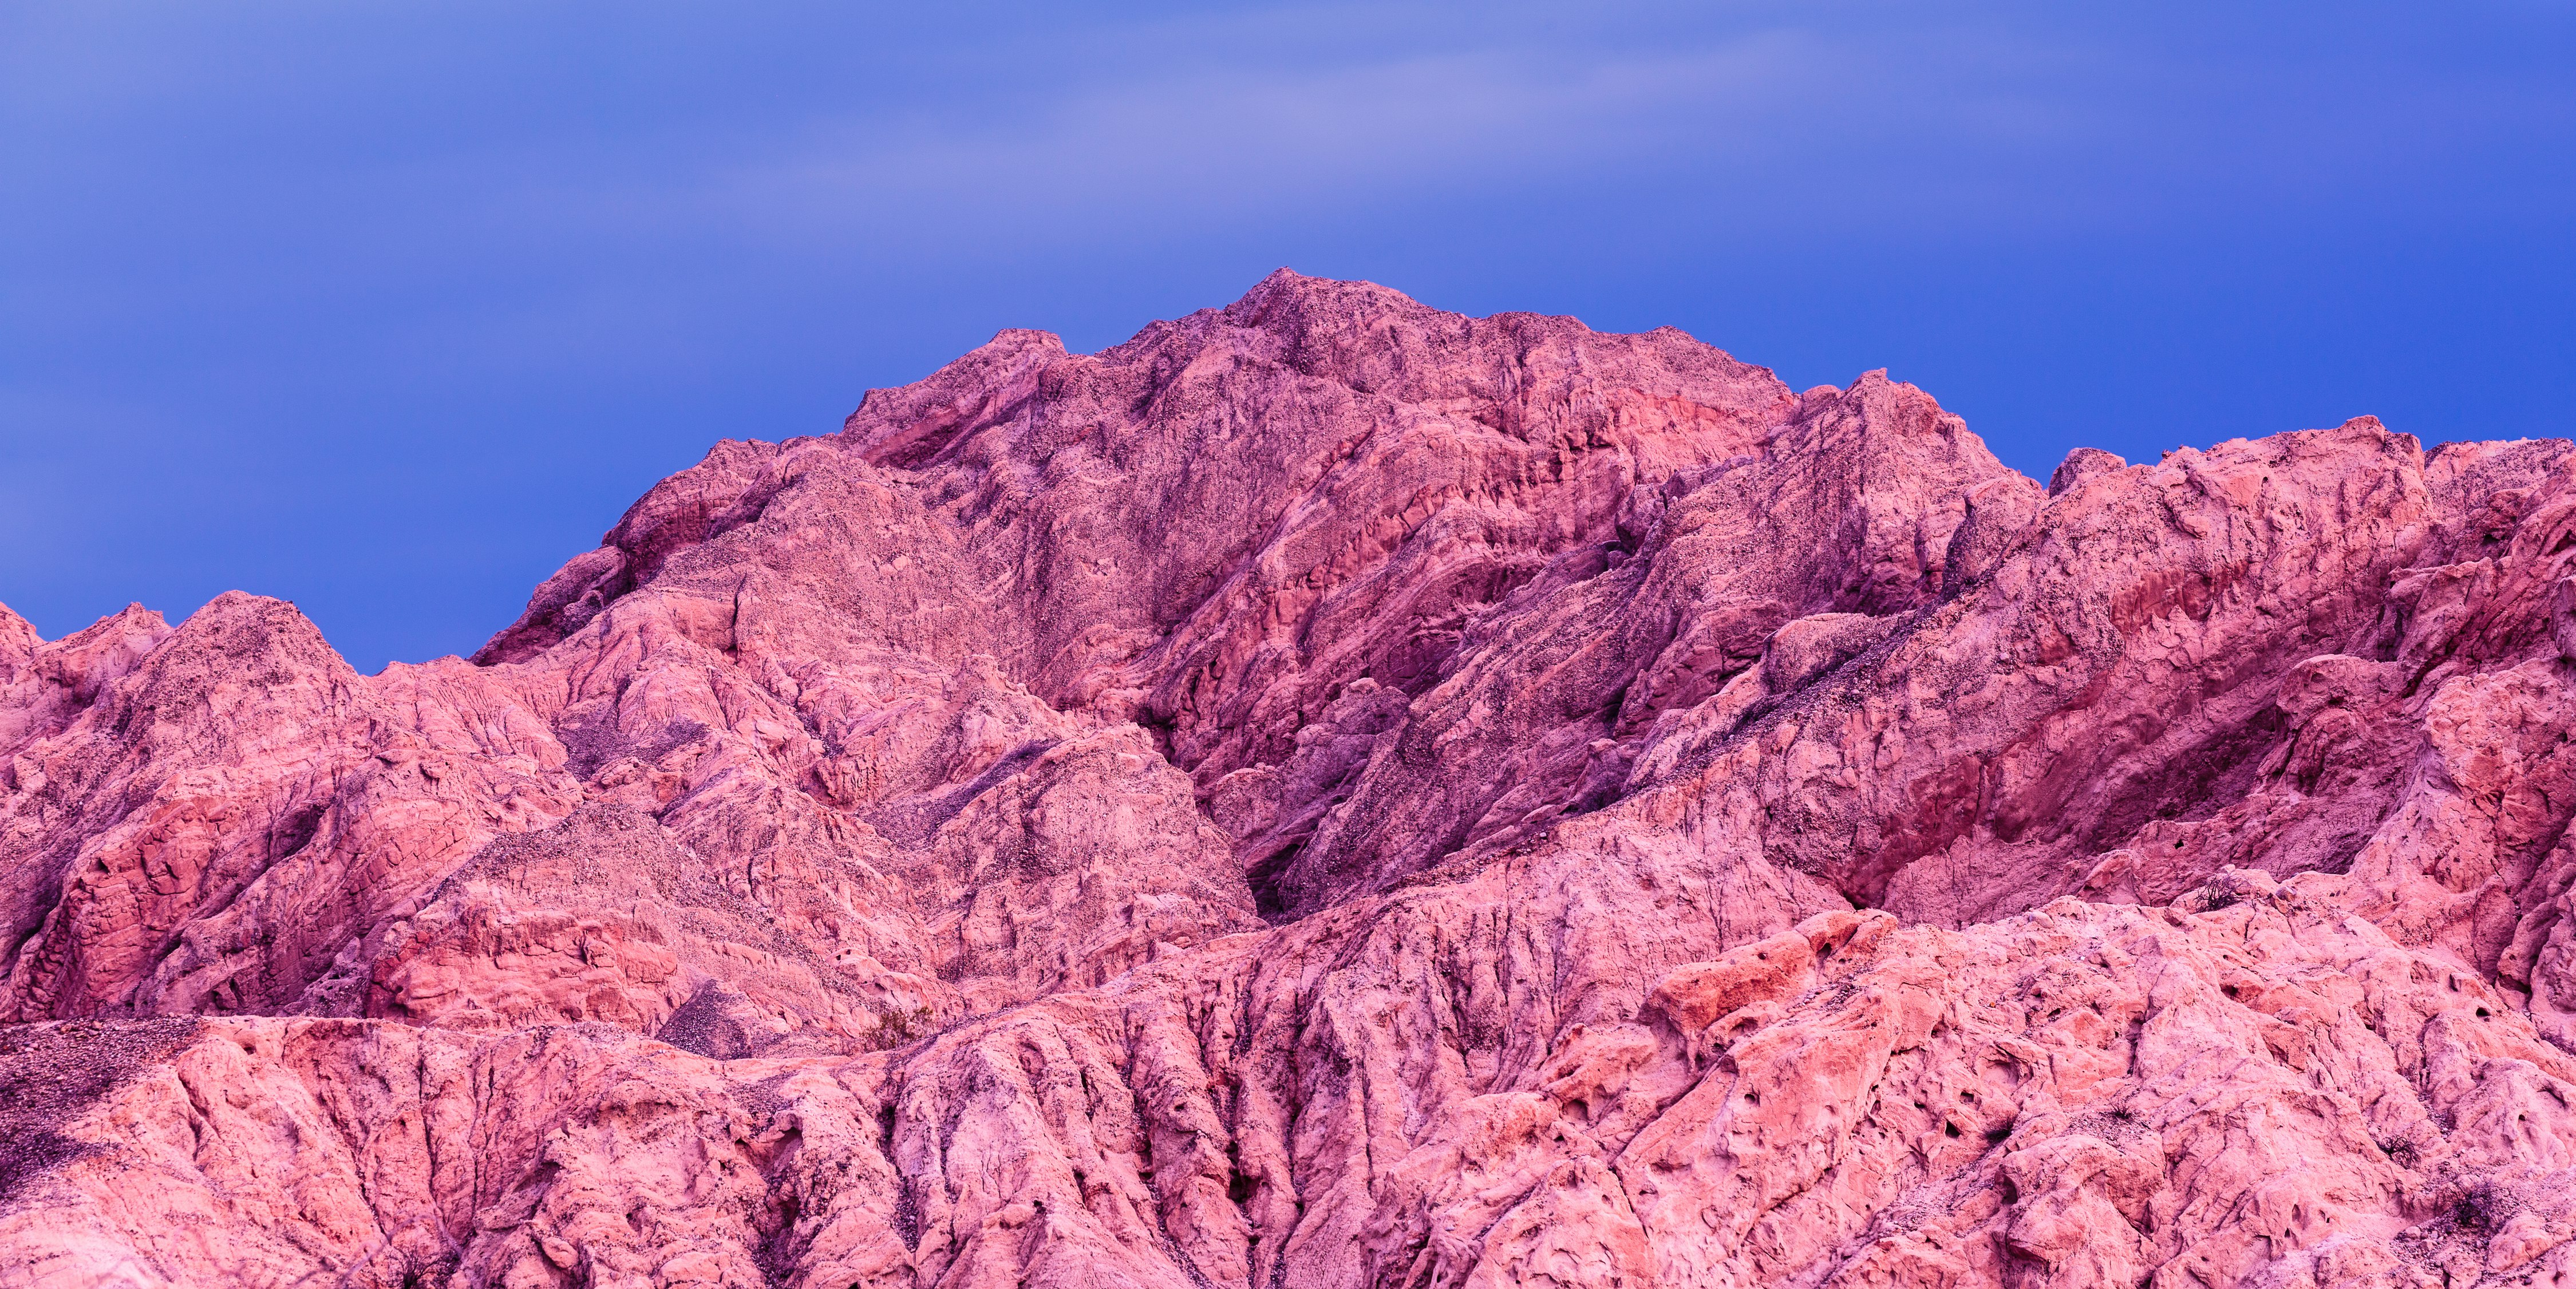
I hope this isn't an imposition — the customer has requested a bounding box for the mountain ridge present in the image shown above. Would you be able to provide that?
[5,271,2576,1288]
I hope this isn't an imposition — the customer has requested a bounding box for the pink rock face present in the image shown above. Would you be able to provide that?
[6,270,2576,1287]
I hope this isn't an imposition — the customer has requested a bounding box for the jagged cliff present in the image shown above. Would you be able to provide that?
[6,272,2576,1288]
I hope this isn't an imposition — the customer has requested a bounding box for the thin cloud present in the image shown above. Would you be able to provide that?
[585,26,2083,258]
[704,38,1822,242]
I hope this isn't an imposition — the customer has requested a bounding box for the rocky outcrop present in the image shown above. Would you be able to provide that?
[6,271,2576,1287]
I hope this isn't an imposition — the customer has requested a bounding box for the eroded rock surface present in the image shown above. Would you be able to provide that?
[7,271,2576,1287]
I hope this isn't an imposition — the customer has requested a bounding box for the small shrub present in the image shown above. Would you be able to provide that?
[864,1006,934,1051]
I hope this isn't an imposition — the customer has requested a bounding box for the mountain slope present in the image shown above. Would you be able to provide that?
[5,272,2576,1288]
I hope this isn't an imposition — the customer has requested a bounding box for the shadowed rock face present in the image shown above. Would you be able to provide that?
[7,271,2576,1287]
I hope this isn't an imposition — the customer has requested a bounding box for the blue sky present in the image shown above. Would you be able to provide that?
[5,2,2572,671]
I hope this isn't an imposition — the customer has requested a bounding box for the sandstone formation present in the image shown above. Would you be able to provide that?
[7,271,2576,1287]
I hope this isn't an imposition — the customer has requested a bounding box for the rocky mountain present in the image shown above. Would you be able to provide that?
[6,271,2576,1288]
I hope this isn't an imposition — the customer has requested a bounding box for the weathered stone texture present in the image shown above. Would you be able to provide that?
[6,272,2576,1287]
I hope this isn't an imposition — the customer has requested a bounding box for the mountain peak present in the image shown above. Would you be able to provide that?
[5,278,2561,1289]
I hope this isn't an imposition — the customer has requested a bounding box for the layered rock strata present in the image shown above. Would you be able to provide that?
[6,271,2576,1287]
